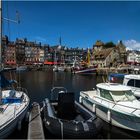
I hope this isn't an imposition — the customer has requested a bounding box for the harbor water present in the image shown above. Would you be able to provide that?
[6,70,140,139]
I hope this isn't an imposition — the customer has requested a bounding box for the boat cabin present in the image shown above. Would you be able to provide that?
[123,75,140,88]
[96,83,136,102]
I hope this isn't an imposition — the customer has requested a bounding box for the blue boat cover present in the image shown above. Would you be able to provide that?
[2,98,22,104]
[0,72,17,88]
[108,73,126,81]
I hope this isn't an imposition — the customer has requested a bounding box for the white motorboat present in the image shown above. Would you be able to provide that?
[0,70,30,138]
[53,65,58,72]
[79,82,140,132]
[58,66,67,72]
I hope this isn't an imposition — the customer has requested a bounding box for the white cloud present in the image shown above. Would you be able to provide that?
[35,36,46,43]
[123,39,140,51]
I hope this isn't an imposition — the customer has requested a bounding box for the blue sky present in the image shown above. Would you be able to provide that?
[2,1,140,49]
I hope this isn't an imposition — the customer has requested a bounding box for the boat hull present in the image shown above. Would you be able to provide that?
[0,92,30,139]
[73,67,96,74]
[0,104,29,138]
[80,96,140,132]
[43,99,102,138]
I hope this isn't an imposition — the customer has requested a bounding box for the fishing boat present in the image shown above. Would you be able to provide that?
[79,83,140,132]
[53,50,58,72]
[72,49,97,74]
[43,87,103,138]
[0,69,30,138]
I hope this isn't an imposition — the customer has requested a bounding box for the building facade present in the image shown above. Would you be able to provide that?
[15,38,26,64]
[127,51,140,65]
[4,42,16,65]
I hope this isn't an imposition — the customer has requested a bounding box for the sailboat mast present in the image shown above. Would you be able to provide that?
[0,1,2,70]
[0,0,2,104]
[1,3,20,104]
[87,49,90,66]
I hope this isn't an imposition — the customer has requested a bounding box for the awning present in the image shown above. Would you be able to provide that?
[44,61,60,65]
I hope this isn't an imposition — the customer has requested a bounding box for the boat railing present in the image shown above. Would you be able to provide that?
[0,104,19,128]
[93,95,140,114]
[51,87,67,100]
[81,91,140,115]
[16,87,28,95]
[0,89,28,128]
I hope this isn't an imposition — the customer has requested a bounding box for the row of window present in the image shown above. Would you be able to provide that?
[127,79,140,88]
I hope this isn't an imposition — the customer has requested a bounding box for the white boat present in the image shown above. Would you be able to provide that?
[1,9,30,138]
[16,65,28,71]
[57,65,67,72]
[123,74,140,98]
[53,65,58,72]
[79,83,140,132]
[109,73,140,98]
[0,70,30,138]
[53,50,58,72]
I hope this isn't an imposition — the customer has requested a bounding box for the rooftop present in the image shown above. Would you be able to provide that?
[97,83,131,91]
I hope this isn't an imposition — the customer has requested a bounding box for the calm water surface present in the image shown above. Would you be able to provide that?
[7,70,140,139]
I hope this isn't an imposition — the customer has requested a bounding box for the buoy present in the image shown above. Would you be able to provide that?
[107,110,111,122]
[17,120,22,131]
[92,104,96,113]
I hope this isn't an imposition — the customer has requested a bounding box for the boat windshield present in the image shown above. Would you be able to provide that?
[110,90,136,102]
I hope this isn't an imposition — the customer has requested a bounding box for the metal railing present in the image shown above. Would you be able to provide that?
[16,87,28,95]
[81,91,140,115]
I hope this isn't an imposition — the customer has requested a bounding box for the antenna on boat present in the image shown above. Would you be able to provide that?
[2,10,20,24]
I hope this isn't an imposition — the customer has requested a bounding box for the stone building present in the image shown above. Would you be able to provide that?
[93,47,119,67]
[15,38,26,64]
[4,42,16,65]
[93,40,121,67]
[127,51,140,65]
[116,40,127,64]
[24,41,35,65]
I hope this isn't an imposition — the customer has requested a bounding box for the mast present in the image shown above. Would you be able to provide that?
[0,0,2,104]
[0,2,20,104]
[87,48,90,67]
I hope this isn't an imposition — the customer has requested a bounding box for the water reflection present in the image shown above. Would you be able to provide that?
[6,70,140,139]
